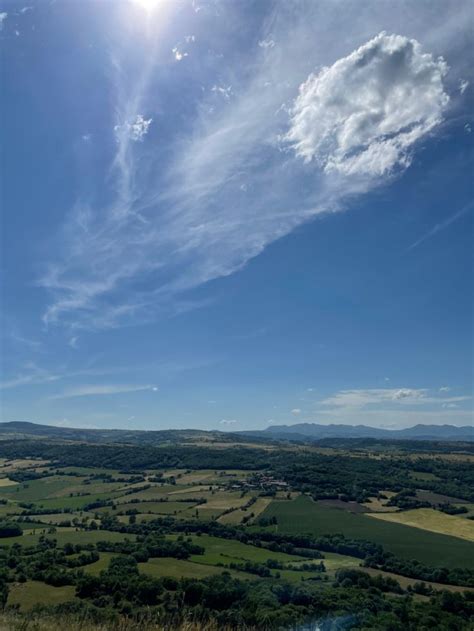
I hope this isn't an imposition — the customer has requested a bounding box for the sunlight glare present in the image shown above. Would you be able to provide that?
[132,0,162,14]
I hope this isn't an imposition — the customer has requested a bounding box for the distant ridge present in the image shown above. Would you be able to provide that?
[253,422,473,442]
[0,420,472,444]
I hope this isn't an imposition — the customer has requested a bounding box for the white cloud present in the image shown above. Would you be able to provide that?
[0,12,7,29]
[258,38,275,49]
[291,408,302,415]
[285,32,449,177]
[211,84,233,100]
[320,388,470,408]
[172,47,188,61]
[115,115,152,142]
[68,336,79,349]
[50,384,155,399]
[219,419,237,425]
[439,386,451,392]
[185,35,195,44]
[459,79,469,94]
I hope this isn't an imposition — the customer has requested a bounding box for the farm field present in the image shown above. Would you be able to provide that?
[260,496,474,569]
[367,508,474,542]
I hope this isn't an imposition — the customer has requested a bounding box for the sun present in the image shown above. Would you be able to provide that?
[132,0,162,13]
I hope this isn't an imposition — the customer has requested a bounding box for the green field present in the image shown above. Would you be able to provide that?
[0,529,135,547]
[168,534,306,566]
[7,581,76,611]
[0,476,82,501]
[260,496,474,569]
[138,557,255,581]
[114,500,195,515]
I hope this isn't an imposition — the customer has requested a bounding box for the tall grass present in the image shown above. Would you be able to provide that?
[0,613,257,631]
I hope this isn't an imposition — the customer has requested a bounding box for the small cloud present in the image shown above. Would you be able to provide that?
[291,408,302,415]
[306,388,315,392]
[68,336,79,349]
[208,400,216,404]
[465,123,472,134]
[172,47,188,61]
[439,386,451,393]
[0,12,8,29]
[81,134,92,142]
[258,38,275,49]
[184,35,195,43]
[15,30,20,37]
[128,415,136,421]
[20,7,33,14]
[391,388,423,400]
[114,114,152,142]
[211,84,233,100]
[219,419,237,425]
[384,377,390,382]
[460,79,469,95]
[442,403,458,409]
[152,386,159,392]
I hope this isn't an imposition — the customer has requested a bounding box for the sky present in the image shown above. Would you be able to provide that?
[0,0,473,432]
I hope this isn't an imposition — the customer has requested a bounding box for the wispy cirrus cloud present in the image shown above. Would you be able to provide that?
[49,383,158,400]
[0,362,59,390]
[408,201,473,250]
[38,3,468,332]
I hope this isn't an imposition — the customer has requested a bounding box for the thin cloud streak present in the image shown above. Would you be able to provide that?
[408,201,473,250]
[49,384,157,400]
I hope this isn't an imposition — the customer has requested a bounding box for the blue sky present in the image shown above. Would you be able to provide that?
[0,0,472,432]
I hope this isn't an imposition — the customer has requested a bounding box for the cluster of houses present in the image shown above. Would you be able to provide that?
[228,473,288,492]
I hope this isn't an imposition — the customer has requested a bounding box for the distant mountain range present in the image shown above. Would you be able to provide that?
[0,421,244,446]
[0,420,471,445]
[250,422,473,442]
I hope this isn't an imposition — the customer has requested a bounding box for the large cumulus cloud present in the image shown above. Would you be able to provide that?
[285,32,449,177]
